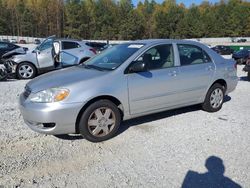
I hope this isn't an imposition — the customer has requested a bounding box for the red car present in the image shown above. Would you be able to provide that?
[19,40,27,44]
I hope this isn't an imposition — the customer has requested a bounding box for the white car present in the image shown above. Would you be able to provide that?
[10,37,96,79]
[10,39,17,43]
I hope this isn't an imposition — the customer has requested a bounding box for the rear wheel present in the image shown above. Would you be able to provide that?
[78,100,121,142]
[202,83,225,112]
[17,62,36,79]
[247,72,250,81]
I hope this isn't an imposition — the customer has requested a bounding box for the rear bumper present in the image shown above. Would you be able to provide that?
[19,93,84,135]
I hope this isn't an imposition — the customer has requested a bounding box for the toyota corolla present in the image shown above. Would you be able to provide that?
[19,39,238,142]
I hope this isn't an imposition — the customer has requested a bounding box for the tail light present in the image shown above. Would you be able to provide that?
[89,48,97,54]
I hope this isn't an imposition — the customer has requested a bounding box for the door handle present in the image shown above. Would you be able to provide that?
[168,70,177,76]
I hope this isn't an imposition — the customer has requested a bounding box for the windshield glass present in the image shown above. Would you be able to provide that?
[36,36,55,51]
[84,43,144,70]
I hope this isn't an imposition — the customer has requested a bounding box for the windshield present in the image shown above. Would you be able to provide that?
[84,43,144,70]
[36,36,55,51]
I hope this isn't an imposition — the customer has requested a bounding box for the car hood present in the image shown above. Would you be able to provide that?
[2,47,27,58]
[27,66,108,93]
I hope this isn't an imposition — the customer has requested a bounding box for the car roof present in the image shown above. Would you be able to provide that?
[126,39,204,46]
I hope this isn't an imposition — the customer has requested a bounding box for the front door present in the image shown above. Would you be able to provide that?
[36,37,54,68]
[127,44,182,115]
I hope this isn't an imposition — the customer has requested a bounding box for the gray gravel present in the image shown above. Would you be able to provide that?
[0,66,249,188]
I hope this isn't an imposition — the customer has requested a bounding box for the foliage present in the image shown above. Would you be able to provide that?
[0,0,249,39]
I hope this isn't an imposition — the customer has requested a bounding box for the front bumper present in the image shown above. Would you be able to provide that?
[19,93,84,135]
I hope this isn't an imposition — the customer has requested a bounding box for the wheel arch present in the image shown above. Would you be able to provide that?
[75,95,124,133]
[211,79,227,92]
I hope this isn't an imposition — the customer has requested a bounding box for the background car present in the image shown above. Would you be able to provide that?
[85,42,107,53]
[211,45,234,55]
[10,39,17,43]
[237,38,247,43]
[34,39,41,45]
[232,49,250,64]
[19,39,27,44]
[10,37,97,79]
[1,39,10,43]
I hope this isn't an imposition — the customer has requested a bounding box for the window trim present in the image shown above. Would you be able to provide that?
[176,43,213,67]
[125,43,177,74]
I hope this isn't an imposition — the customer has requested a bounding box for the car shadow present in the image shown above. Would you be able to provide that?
[117,104,201,136]
[54,134,84,140]
[55,96,231,141]
[182,156,242,188]
[117,96,231,136]
[239,76,249,81]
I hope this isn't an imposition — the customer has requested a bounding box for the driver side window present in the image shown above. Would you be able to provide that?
[136,44,174,70]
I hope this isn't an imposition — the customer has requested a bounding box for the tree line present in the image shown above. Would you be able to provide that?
[0,0,249,40]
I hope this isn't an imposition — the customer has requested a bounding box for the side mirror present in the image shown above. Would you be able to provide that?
[129,61,147,73]
[53,41,60,55]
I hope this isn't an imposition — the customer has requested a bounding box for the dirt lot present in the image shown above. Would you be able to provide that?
[0,65,249,188]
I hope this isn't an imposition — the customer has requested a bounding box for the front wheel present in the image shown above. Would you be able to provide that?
[17,63,36,79]
[202,83,225,112]
[78,100,121,142]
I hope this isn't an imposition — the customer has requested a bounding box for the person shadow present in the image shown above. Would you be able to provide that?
[182,156,241,188]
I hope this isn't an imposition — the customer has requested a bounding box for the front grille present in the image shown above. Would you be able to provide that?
[23,85,31,99]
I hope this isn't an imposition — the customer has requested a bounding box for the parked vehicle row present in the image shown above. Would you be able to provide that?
[1,36,97,79]
[211,45,250,66]
[19,39,238,142]
[211,45,234,55]
[0,38,41,44]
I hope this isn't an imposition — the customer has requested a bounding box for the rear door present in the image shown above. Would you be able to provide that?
[176,44,215,103]
[60,41,81,66]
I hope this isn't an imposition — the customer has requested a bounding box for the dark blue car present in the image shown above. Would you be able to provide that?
[232,49,250,64]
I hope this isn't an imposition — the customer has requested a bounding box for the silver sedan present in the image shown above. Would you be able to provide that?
[19,39,238,142]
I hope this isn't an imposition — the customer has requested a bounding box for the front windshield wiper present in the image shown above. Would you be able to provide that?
[82,64,113,71]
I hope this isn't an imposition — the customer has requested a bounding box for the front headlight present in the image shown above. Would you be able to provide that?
[29,88,70,103]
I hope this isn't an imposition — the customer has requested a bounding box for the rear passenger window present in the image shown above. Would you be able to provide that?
[62,42,80,50]
[178,44,211,66]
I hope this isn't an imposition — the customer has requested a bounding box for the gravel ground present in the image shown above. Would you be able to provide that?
[0,66,249,188]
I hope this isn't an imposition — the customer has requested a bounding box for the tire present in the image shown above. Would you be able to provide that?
[78,100,121,142]
[247,72,250,81]
[202,83,225,112]
[17,62,36,79]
